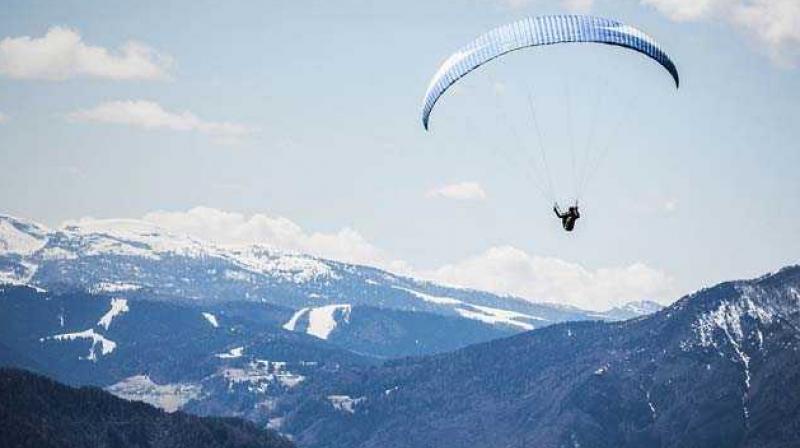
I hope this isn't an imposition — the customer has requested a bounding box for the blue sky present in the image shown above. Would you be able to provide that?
[1,0,798,310]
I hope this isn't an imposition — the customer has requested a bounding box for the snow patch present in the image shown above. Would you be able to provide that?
[327,394,365,413]
[0,270,27,286]
[216,346,244,359]
[106,375,202,412]
[267,417,285,430]
[282,307,310,331]
[43,329,117,361]
[392,286,463,305]
[202,312,219,328]
[307,304,351,340]
[97,298,129,330]
[455,304,543,330]
[224,269,252,282]
[646,390,656,419]
[384,386,399,395]
[90,282,141,294]
[282,304,351,340]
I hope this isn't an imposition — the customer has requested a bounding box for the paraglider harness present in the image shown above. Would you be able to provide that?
[554,202,580,232]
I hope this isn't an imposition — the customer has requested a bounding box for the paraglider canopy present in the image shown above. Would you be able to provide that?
[421,15,679,130]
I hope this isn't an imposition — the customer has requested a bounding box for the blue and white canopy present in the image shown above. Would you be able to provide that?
[421,15,679,130]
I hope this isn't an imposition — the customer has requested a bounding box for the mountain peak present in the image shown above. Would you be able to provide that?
[0,214,49,255]
[670,266,800,364]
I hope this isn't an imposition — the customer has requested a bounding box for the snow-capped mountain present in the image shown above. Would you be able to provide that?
[280,265,800,448]
[0,213,656,335]
[0,215,48,255]
[601,299,664,320]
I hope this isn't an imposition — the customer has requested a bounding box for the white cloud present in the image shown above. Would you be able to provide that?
[426,182,487,201]
[142,207,409,273]
[426,246,675,310]
[0,26,172,80]
[642,0,800,64]
[140,207,674,310]
[68,100,252,143]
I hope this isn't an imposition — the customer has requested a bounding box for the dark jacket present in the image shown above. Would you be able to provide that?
[554,206,580,231]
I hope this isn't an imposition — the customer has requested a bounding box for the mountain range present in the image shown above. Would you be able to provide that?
[6,213,793,447]
[0,212,661,436]
[279,266,800,447]
[0,213,658,359]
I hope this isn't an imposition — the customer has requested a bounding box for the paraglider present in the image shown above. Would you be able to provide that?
[420,15,679,232]
[554,202,580,232]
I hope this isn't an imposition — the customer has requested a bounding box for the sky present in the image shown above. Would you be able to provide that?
[1,0,799,311]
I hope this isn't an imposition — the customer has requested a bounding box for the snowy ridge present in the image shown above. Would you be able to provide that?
[684,282,798,421]
[226,246,336,284]
[0,215,48,255]
[60,218,219,259]
[619,300,663,315]
[12,216,339,291]
[692,286,776,349]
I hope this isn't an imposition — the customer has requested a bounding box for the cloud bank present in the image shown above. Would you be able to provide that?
[426,182,487,201]
[0,26,172,80]
[68,100,251,143]
[426,246,675,310]
[142,207,409,273]
[138,207,675,310]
